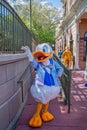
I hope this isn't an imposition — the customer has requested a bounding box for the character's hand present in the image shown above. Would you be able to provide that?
[21,46,33,62]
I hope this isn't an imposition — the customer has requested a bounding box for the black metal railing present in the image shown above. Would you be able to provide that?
[0,0,37,54]
[17,63,36,102]
[53,54,71,113]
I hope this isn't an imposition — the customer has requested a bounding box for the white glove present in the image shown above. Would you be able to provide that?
[21,46,33,62]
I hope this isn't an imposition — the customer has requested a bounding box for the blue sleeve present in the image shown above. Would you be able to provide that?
[53,60,64,77]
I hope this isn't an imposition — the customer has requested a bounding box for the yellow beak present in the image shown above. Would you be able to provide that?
[32,50,53,62]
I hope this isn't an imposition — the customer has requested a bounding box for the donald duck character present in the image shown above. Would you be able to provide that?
[25,43,63,127]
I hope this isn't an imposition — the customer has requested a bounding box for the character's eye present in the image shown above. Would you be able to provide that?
[43,45,48,53]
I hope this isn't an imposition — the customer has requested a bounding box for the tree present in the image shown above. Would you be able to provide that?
[8,0,62,44]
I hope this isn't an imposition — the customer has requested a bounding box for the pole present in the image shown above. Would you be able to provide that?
[29,0,32,50]
[30,0,32,30]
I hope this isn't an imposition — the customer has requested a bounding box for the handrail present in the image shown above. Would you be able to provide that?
[17,63,32,83]
[53,54,71,113]
[17,63,35,102]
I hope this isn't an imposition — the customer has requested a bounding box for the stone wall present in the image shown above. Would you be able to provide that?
[0,53,34,130]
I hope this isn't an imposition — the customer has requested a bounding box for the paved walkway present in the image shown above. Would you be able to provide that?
[14,70,87,130]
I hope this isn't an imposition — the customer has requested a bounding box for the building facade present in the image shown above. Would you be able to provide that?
[55,0,87,69]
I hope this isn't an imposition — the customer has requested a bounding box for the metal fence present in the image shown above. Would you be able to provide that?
[0,0,36,54]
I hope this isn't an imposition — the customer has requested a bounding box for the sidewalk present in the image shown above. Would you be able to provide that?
[14,70,87,130]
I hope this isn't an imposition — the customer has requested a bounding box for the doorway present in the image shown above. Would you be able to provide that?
[84,31,87,61]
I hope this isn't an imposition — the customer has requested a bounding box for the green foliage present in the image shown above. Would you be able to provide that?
[13,0,61,44]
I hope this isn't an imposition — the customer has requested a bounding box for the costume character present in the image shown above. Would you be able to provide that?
[62,46,73,68]
[22,43,63,127]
